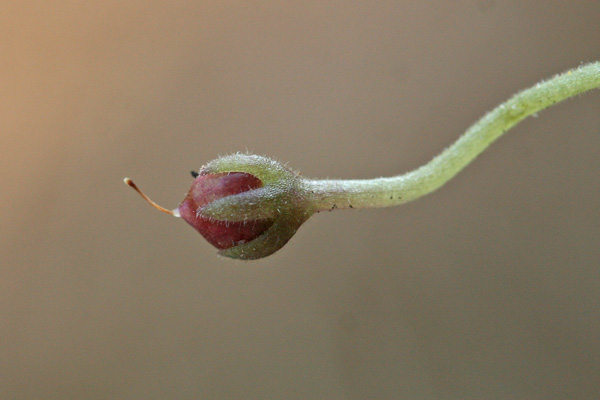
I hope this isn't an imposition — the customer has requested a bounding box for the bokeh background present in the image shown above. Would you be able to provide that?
[2,1,599,399]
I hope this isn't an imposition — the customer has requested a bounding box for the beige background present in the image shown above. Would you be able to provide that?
[2,1,599,399]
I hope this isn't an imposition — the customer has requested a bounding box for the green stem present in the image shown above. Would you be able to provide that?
[305,62,600,211]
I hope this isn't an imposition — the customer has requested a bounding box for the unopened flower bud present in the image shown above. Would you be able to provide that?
[124,154,312,260]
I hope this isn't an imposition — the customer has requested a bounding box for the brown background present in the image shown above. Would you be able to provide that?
[2,1,599,399]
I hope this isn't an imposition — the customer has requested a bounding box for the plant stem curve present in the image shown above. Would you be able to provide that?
[305,62,600,211]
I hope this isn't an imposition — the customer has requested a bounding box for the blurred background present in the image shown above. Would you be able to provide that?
[2,1,599,399]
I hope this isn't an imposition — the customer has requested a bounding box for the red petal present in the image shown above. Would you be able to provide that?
[177,172,273,249]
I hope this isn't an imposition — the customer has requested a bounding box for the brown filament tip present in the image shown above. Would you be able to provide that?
[123,178,175,216]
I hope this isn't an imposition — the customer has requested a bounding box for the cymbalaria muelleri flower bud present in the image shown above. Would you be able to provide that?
[125,62,600,260]
[125,154,313,260]
[187,154,313,259]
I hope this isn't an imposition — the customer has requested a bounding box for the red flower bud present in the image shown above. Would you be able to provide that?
[125,154,312,260]
[176,172,274,249]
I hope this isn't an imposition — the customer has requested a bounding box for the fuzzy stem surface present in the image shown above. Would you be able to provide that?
[305,62,600,211]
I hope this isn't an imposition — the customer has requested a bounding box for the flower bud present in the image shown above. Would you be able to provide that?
[124,154,313,260]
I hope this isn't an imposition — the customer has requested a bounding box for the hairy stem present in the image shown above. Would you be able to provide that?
[305,62,600,211]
